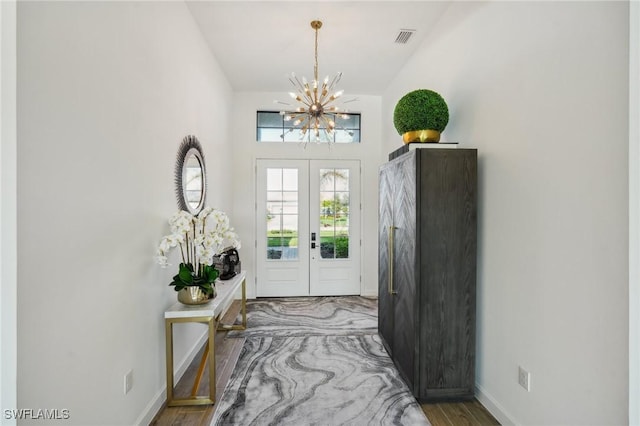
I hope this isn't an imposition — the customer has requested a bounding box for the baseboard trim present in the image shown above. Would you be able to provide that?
[135,330,209,426]
[475,383,517,426]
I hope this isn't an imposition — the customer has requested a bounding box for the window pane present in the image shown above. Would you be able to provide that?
[282,214,298,232]
[335,236,349,259]
[258,111,361,143]
[266,201,283,215]
[335,192,349,208]
[336,218,349,237]
[282,194,298,214]
[282,169,298,191]
[319,169,334,191]
[282,199,298,214]
[258,128,285,142]
[266,214,281,233]
[338,114,360,128]
[282,191,298,202]
[334,170,349,191]
[267,191,283,202]
[335,129,358,143]
[321,237,335,259]
[267,248,283,259]
[257,111,283,127]
[267,169,282,191]
[283,127,305,142]
[320,192,335,216]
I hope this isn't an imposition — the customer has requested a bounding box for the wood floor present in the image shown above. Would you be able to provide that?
[150,301,500,426]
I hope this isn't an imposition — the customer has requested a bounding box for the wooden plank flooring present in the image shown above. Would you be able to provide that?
[421,400,500,426]
[150,301,500,426]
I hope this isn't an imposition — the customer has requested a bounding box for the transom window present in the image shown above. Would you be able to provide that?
[256,111,361,143]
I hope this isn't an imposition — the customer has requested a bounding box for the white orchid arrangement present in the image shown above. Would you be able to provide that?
[156,207,241,295]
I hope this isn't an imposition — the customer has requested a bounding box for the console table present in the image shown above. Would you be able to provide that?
[164,271,246,406]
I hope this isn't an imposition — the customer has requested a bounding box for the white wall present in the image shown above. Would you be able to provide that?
[630,2,640,424]
[383,2,629,425]
[231,92,382,299]
[1,1,17,423]
[17,2,233,424]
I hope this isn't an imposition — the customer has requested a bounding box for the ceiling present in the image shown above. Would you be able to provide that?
[185,1,452,96]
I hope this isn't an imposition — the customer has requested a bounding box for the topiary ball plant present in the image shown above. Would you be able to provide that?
[393,89,449,143]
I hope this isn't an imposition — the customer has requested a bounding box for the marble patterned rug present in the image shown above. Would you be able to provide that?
[211,334,429,426]
[214,296,430,425]
[227,296,378,338]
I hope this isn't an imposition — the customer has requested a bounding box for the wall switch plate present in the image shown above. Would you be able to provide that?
[518,366,531,392]
[124,370,133,394]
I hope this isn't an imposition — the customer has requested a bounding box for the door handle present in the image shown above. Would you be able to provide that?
[311,242,316,249]
[388,226,396,295]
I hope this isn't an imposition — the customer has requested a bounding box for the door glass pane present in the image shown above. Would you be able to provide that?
[319,169,350,259]
[282,169,298,190]
[266,168,298,260]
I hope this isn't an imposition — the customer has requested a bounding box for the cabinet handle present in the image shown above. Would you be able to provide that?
[388,226,396,295]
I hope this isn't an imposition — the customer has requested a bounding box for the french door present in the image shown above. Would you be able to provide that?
[256,159,361,297]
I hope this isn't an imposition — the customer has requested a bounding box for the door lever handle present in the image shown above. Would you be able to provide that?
[311,242,316,249]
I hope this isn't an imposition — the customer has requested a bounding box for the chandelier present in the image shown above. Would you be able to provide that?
[277,20,355,144]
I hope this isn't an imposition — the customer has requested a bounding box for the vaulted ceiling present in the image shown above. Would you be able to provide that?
[186,1,452,95]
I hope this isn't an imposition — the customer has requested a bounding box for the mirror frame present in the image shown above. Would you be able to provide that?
[175,135,207,215]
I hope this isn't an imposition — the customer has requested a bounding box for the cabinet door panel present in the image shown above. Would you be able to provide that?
[378,163,395,353]
[391,153,417,389]
[418,150,477,395]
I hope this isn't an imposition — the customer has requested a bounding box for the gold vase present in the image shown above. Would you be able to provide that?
[177,286,215,305]
[402,129,441,144]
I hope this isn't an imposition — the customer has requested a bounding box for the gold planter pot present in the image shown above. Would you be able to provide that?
[402,129,441,144]
[177,286,215,305]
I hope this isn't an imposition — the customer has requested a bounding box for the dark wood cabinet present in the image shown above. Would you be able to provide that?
[378,147,477,401]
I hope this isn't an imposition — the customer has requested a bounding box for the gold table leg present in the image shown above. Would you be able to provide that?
[165,320,174,405]
[165,316,216,406]
[208,316,217,403]
[191,344,209,397]
[217,277,247,331]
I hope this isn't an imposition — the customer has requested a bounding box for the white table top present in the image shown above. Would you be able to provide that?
[164,271,246,319]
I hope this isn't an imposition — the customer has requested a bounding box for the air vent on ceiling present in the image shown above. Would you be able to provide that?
[395,29,416,44]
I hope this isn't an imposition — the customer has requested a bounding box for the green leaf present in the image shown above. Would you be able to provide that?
[178,264,193,284]
[200,282,214,295]
[205,266,219,283]
[173,283,187,292]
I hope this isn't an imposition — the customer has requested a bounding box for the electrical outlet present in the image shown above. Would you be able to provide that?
[124,370,133,395]
[518,366,530,392]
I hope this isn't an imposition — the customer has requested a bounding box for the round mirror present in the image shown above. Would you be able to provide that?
[175,135,206,215]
